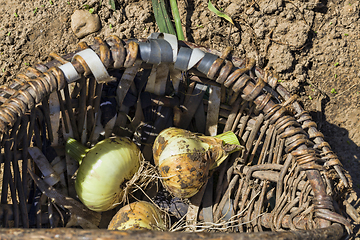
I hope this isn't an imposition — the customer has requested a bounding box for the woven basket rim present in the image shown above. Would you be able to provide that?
[0,34,353,239]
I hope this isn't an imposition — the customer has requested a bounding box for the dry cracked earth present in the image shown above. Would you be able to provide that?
[0,0,359,237]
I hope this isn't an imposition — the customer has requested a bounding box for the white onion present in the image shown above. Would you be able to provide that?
[153,127,242,198]
[108,201,167,230]
[66,137,142,212]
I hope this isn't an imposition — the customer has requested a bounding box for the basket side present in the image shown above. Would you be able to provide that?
[0,34,353,237]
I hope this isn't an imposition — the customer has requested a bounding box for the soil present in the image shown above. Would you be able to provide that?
[0,0,359,237]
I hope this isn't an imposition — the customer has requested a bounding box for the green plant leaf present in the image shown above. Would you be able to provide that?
[151,0,176,35]
[170,0,185,40]
[208,0,233,25]
[109,0,116,10]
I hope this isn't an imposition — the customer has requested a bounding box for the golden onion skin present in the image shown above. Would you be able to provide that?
[75,137,141,212]
[153,128,227,199]
[108,201,167,230]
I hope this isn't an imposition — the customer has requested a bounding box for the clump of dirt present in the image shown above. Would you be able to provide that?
[0,0,359,235]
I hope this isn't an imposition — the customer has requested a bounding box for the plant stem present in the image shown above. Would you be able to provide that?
[215,131,241,147]
[208,131,242,170]
[65,137,89,164]
[169,0,185,40]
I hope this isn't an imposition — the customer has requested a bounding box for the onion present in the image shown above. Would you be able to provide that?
[65,137,142,212]
[153,127,242,198]
[108,201,167,230]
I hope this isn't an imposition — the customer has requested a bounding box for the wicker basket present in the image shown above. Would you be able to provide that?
[0,33,355,239]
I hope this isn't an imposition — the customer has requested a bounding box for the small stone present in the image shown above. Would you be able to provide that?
[71,10,101,39]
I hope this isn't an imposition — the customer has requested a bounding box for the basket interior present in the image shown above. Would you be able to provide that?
[0,35,353,236]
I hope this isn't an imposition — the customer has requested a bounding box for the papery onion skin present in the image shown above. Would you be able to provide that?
[108,201,167,231]
[157,152,210,199]
[72,137,141,212]
[153,128,240,199]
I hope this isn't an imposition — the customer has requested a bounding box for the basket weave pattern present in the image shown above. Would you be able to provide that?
[0,34,353,237]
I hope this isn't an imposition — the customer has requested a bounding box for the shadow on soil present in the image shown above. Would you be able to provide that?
[310,110,360,237]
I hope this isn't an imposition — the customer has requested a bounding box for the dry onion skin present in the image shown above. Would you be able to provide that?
[65,137,142,212]
[108,201,167,231]
[153,127,242,199]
